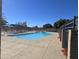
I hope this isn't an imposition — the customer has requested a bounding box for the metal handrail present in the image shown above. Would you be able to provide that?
[60,17,78,30]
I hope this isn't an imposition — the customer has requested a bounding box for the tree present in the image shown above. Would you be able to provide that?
[10,21,27,31]
[54,19,72,29]
[10,24,24,30]
[33,26,38,28]
[43,24,53,29]
[22,22,27,27]
[17,21,27,27]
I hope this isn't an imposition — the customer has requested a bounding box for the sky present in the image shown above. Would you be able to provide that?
[2,0,78,27]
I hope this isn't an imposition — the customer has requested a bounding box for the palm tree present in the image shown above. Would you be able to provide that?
[0,17,7,41]
[0,17,8,33]
[0,17,7,25]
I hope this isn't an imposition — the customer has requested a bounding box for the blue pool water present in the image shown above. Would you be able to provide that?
[15,32,51,40]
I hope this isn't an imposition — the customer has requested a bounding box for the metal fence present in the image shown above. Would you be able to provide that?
[59,16,78,59]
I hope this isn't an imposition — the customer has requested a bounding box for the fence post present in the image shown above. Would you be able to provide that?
[67,30,71,59]
[67,29,78,59]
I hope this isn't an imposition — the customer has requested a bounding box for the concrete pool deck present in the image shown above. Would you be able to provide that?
[1,32,66,59]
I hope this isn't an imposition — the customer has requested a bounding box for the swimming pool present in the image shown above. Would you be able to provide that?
[14,32,52,40]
